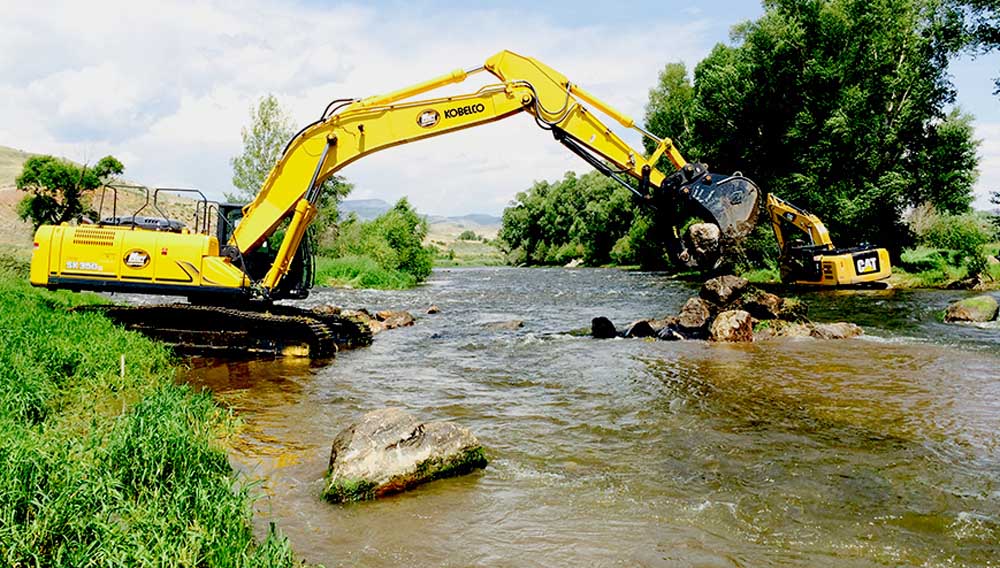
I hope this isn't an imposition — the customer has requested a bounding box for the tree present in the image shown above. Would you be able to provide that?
[645,0,976,256]
[16,155,123,229]
[498,171,644,266]
[643,62,696,160]
[229,94,353,243]
[229,94,294,202]
[331,198,435,282]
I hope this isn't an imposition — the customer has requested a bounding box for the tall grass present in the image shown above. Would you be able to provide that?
[315,254,416,289]
[0,269,295,566]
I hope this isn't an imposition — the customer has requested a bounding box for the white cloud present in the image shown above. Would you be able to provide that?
[13,1,995,218]
[0,0,717,216]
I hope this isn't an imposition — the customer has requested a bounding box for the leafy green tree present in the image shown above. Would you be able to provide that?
[330,198,434,282]
[229,94,294,202]
[229,94,353,245]
[909,109,979,213]
[16,155,123,229]
[457,230,479,241]
[643,62,695,160]
[499,171,643,266]
[645,0,975,256]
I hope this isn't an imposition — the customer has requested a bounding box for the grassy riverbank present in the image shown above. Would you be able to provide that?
[0,256,295,565]
[736,244,1000,290]
[315,254,418,289]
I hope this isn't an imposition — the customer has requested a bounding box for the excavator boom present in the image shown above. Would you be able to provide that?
[27,50,772,356]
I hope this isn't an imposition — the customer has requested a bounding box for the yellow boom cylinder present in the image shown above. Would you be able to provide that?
[358,69,469,108]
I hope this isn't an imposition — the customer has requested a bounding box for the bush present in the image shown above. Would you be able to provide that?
[315,255,416,289]
[322,198,434,287]
[457,230,479,241]
[911,205,993,276]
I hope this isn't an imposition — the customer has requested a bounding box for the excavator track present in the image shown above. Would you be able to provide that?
[74,303,373,358]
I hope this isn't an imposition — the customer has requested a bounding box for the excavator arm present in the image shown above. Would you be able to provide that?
[231,50,761,294]
[29,50,762,303]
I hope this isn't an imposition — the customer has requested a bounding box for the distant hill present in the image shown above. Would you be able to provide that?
[339,198,392,220]
[0,146,35,188]
[340,198,501,228]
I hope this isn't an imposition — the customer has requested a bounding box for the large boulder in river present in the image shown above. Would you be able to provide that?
[709,310,754,342]
[739,288,784,320]
[944,295,999,323]
[678,297,712,338]
[700,275,749,306]
[592,317,619,339]
[376,310,416,330]
[324,408,487,503]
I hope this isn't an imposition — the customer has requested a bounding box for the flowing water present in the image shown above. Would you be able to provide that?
[183,268,1000,567]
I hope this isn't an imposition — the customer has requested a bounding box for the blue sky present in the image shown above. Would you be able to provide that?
[1,0,997,215]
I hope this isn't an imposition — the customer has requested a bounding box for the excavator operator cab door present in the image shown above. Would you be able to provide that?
[214,203,313,301]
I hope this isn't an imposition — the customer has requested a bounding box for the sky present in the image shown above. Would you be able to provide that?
[0,0,997,216]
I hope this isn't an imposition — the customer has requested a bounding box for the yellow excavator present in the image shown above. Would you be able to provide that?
[27,50,886,354]
[766,194,891,286]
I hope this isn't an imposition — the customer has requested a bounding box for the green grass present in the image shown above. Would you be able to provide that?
[892,246,974,288]
[432,239,505,268]
[737,266,781,284]
[315,254,417,289]
[0,269,295,566]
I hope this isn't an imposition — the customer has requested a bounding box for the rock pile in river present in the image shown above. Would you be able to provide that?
[322,307,415,335]
[324,408,487,504]
[944,294,999,323]
[592,275,862,342]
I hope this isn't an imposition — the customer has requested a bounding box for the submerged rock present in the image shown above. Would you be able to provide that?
[624,320,656,338]
[809,322,864,339]
[709,310,754,342]
[944,295,999,323]
[700,275,749,306]
[426,305,441,314]
[485,320,525,331]
[754,320,863,340]
[591,317,619,339]
[324,408,487,504]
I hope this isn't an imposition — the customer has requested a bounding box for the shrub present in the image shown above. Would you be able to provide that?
[911,205,993,276]
[322,198,434,287]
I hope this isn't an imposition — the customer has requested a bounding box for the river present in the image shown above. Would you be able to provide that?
[184,267,1000,567]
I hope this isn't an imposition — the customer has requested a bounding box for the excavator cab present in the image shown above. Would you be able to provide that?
[213,203,314,302]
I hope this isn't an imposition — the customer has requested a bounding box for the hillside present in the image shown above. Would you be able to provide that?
[0,145,210,250]
[0,146,37,249]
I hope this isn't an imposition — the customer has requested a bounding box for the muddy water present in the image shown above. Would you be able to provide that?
[184,268,1000,567]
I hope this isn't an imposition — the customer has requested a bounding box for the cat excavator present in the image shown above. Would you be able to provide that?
[27,50,885,356]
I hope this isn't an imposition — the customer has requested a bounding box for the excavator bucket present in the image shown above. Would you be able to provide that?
[657,164,763,268]
[684,173,762,241]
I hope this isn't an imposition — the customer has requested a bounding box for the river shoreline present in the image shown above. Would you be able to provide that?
[187,266,1000,567]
